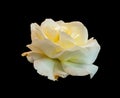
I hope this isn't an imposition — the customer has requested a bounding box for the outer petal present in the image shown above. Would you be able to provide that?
[27,40,44,54]
[22,52,46,63]
[34,58,56,80]
[41,19,60,42]
[28,39,63,58]
[57,39,100,64]
[62,61,98,78]
[31,23,47,41]
[54,61,68,78]
[34,58,67,81]
[85,64,98,78]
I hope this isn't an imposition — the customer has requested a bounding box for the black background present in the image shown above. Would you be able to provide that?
[10,1,118,96]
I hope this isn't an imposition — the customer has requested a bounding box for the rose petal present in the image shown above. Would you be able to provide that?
[85,64,98,78]
[34,58,67,81]
[57,39,100,64]
[57,20,64,25]
[68,22,88,45]
[54,60,68,78]
[29,39,63,58]
[57,31,75,49]
[24,52,46,63]
[31,23,47,40]
[57,20,69,32]
[57,21,88,45]
[41,19,60,42]
[27,41,44,54]
[34,58,56,80]
[62,61,98,78]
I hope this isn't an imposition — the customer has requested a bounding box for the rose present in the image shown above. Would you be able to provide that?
[22,19,100,81]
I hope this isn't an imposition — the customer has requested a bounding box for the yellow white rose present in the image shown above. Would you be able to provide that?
[22,19,100,81]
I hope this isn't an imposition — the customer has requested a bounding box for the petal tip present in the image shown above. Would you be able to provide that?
[89,65,98,78]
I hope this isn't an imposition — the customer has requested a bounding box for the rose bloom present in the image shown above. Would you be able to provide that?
[22,19,100,81]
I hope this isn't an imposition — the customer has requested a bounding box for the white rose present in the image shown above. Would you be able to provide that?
[22,19,100,81]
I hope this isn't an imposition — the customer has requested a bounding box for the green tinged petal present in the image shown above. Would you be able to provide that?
[62,61,98,78]
[34,58,56,80]
[58,39,100,64]
[33,57,67,81]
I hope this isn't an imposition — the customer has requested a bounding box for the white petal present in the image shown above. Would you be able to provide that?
[57,21,88,45]
[54,60,68,78]
[62,61,89,76]
[31,39,63,58]
[34,58,55,80]
[27,41,44,54]
[57,32,75,49]
[62,61,98,78]
[68,22,88,45]
[57,20,65,25]
[85,64,98,78]
[31,23,47,40]
[41,19,60,29]
[34,58,67,81]
[57,39,100,64]
[26,52,46,63]
[41,19,60,42]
